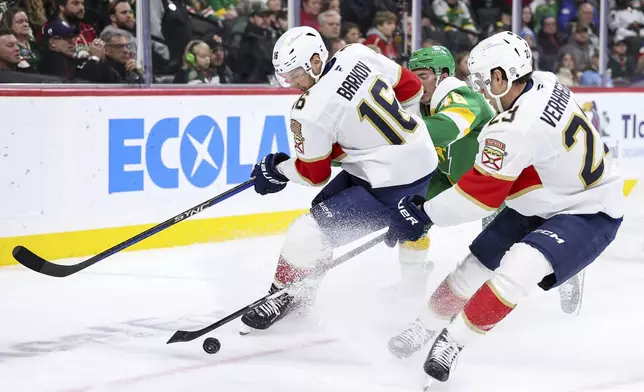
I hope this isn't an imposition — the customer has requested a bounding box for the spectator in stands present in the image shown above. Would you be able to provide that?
[100,28,143,83]
[267,0,281,12]
[364,11,398,61]
[272,9,287,37]
[530,0,557,32]
[608,35,636,84]
[555,51,579,86]
[340,0,395,36]
[329,37,344,57]
[564,1,599,53]
[102,0,135,49]
[40,20,120,82]
[560,24,593,72]
[321,0,340,13]
[629,47,644,84]
[610,0,644,41]
[580,53,613,87]
[454,51,469,81]
[521,6,535,39]
[318,9,340,50]
[45,0,97,59]
[232,1,275,83]
[0,7,41,71]
[342,22,361,44]
[0,29,22,71]
[538,15,565,71]
[11,0,48,34]
[422,38,442,48]
[206,34,233,83]
[301,0,321,29]
[433,0,477,33]
[173,39,216,83]
[150,0,192,71]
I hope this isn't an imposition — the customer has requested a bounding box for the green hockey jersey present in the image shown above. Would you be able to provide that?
[421,77,495,199]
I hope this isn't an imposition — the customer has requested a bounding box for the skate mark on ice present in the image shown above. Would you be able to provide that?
[59,338,337,392]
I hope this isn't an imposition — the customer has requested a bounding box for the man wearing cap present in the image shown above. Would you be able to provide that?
[38,0,97,59]
[231,1,276,83]
[40,19,120,82]
[559,24,594,72]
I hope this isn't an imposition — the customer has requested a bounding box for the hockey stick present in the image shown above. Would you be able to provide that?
[166,232,386,344]
[12,178,256,278]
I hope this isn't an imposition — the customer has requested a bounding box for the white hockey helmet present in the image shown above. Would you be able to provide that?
[467,31,532,109]
[272,26,329,88]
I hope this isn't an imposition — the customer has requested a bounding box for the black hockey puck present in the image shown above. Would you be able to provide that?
[203,337,221,354]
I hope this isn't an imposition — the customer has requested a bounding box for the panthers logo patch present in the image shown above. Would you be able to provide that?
[481,138,507,171]
[291,119,305,154]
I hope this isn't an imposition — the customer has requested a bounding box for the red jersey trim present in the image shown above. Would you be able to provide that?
[330,143,346,161]
[507,165,544,200]
[393,67,422,104]
[456,168,514,210]
[295,157,332,185]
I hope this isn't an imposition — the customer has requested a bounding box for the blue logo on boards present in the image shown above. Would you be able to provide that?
[108,115,289,193]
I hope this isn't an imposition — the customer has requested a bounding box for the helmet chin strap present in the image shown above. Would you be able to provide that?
[486,79,513,113]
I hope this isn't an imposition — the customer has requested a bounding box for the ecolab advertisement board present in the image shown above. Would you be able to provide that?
[0,89,315,265]
[0,87,642,266]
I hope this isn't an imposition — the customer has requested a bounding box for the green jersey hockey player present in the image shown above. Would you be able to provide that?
[395,46,495,297]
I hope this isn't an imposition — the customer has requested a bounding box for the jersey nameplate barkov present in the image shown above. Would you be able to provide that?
[481,138,508,171]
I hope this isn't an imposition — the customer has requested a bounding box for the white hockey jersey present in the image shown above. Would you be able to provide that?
[277,44,438,188]
[424,71,624,226]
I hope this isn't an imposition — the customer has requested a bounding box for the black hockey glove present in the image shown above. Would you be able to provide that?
[385,194,433,247]
[252,152,290,195]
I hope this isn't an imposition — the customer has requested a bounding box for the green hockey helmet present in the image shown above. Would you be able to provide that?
[408,46,455,77]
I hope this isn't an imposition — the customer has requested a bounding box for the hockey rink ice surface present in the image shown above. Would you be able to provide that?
[1,221,643,392]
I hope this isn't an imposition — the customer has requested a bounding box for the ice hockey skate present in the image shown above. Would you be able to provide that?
[387,318,436,359]
[423,328,463,383]
[239,282,316,335]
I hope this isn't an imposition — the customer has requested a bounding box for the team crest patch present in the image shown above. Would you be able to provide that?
[481,138,507,171]
[291,119,305,154]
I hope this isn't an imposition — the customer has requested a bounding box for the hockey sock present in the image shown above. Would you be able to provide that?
[429,278,469,319]
[274,256,314,287]
[449,281,516,345]
[399,235,431,264]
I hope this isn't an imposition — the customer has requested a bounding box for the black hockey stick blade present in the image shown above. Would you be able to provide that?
[12,179,256,278]
[166,232,386,344]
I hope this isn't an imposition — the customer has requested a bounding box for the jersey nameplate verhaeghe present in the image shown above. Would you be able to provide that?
[540,81,572,128]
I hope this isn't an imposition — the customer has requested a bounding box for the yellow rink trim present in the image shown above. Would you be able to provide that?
[0,209,309,267]
[623,179,638,197]
[0,179,640,268]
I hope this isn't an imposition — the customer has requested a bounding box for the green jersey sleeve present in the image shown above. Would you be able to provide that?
[422,86,495,149]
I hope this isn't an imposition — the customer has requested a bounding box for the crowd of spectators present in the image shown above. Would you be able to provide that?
[0,0,642,86]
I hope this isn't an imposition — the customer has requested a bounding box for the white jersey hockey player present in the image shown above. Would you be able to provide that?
[240,26,438,332]
[385,31,624,386]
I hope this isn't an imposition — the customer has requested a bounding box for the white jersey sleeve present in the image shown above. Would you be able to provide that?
[277,93,340,186]
[424,71,624,227]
